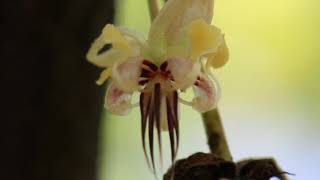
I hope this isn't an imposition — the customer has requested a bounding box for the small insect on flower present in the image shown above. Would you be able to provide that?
[87,0,229,174]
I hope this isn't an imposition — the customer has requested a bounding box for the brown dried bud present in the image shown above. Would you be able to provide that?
[163,152,236,180]
[164,153,292,180]
[237,158,292,180]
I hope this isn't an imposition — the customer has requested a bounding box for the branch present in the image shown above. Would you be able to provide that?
[202,108,233,161]
[148,0,159,21]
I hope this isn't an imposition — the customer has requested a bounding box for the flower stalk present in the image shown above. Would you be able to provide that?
[148,0,159,21]
[202,108,232,161]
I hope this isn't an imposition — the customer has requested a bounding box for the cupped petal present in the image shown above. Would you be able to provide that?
[101,24,131,51]
[145,0,213,63]
[88,48,130,68]
[118,26,146,46]
[87,24,142,68]
[105,82,133,115]
[112,56,143,93]
[166,56,200,90]
[187,19,224,61]
[192,72,218,112]
[206,37,229,69]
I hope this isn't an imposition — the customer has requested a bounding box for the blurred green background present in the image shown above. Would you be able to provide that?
[98,0,320,179]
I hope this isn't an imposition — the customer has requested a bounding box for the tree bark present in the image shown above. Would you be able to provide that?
[0,0,114,180]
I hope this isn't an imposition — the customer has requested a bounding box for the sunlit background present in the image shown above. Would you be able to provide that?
[98,0,320,179]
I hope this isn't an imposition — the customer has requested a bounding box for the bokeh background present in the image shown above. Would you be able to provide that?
[1,0,319,180]
[98,0,320,179]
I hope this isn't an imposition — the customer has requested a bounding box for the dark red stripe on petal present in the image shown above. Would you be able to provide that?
[143,60,158,71]
[148,96,156,174]
[167,72,175,81]
[139,79,149,85]
[173,91,179,152]
[154,83,163,167]
[160,61,168,71]
[166,95,176,162]
[141,69,152,77]
[140,93,152,169]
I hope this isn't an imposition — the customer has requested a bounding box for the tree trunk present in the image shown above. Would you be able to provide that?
[1,0,114,180]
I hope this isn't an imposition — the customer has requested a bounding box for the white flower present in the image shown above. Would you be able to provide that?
[86,0,229,172]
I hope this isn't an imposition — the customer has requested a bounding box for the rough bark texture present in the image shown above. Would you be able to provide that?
[0,0,114,180]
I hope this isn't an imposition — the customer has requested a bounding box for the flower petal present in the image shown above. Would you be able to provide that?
[206,37,229,69]
[96,68,112,85]
[118,26,146,45]
[91,48,129,68]
[192,72,218,112]
[105,82,133,115]
[102,24,131,51]
[87,24,142,68]
[187,19,223,61]
[112,56,143,93]
[146,0,213,63]
[166,56,200,90]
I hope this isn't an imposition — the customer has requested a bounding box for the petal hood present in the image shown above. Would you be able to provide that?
[145,0,213,63]
[105,82,133,115]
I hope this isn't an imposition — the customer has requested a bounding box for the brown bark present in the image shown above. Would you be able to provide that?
[0,0,114,180]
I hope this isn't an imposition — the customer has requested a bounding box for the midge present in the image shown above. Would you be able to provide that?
[86,0,229,174]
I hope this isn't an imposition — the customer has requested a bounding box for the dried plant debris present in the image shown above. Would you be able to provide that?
[164,152,236,180]
[164,152,293,180]
[237,158,293,180]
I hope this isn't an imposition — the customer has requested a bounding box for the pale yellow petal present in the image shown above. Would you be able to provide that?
[87,24,140,68]
[166,56,200,90]
[102,24,131,52]
[96,68,112,85]
[90,48,130,68]
[192,72,218,112]
[206,38,229,69]
[146,0,213,63]
[187,19,223,61]
[118,26,146,45]
[112,57,143,93]
[105,82,133,115]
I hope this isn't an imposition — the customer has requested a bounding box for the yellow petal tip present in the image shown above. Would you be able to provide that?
[207,39,229,69]
[187,19,223,61]
[95,68,112,86]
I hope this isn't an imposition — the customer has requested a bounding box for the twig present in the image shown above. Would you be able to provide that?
[148,0,159,21]
[202,108,233,161]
